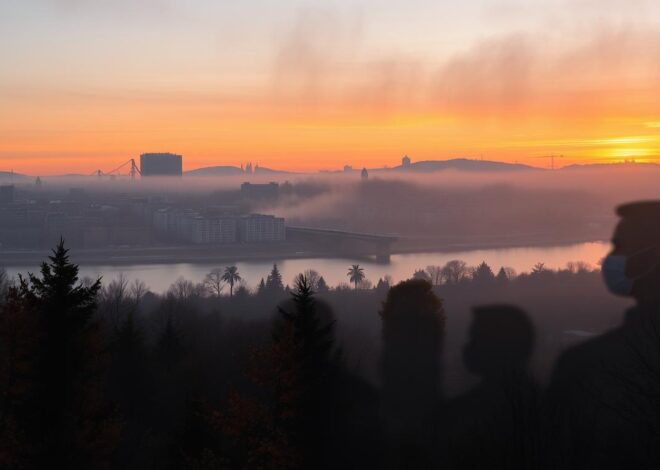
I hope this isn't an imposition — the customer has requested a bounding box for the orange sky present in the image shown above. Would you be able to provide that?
[2,1,660,175]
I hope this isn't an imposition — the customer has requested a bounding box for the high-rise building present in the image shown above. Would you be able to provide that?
[140,153,183,176]
[402,155,411,167]
[239,214,285,243]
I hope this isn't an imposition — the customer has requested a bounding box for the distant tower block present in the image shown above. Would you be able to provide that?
[140,153,183,176]
[361,167,369,180]
[402,155,411,167]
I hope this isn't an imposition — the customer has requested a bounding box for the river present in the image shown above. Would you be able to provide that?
[3,241,610,293]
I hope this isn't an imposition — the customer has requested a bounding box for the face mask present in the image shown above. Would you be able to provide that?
[602,255,634,296]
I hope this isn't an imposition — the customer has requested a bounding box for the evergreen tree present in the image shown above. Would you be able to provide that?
[472,261,495,284]
[316,276,329,293]
[257,277,266,294]
[272,274,340,467]
[266,264,284,292]
[14,240,119,467]
[496,267,509,284]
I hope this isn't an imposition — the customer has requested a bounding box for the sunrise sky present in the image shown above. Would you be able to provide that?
[2,0,660,175]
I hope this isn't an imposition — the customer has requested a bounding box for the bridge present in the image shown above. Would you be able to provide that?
[286,226,397,262]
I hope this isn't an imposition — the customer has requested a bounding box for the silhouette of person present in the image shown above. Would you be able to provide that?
[546,201,660,469]
[445,305,540,470]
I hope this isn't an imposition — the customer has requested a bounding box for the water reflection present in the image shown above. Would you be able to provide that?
[5,241,609,293]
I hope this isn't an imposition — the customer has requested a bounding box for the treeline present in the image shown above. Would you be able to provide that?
[0,242,635,468]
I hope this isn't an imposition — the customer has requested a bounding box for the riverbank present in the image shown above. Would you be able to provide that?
[0,233,609,267]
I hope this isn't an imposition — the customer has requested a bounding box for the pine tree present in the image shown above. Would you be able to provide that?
[316,276,329,293]
[496,267,509,284]
[257,277,266,294]
[14,240,119,467]
[472,261,495,284]
[266,264,284,292]
[271,274,338,467]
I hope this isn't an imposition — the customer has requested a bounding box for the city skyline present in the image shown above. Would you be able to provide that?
[2,0,660,175]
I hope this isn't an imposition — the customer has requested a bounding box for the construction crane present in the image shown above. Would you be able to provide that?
[90,158,141,180]
[533,154,564,170]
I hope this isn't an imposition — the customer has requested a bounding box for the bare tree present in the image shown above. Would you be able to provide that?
[100,273,130,327]
[358,278,373,290]
[441,259,468,284]
[168,277,198,301]
[566,261,593,273]
[426,265,443,286]
[302,269,321,292]
[203,268,225,298]
[130,278,149,305]
[0,267,9,301]
[531,262,546,274]
[413,269,431,282]
[503,267,517,279]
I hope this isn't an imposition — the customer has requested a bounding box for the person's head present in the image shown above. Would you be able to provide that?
[463,305,534,380]
[603,201,660,303]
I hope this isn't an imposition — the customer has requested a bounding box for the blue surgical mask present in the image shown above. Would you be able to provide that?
[602,255,634,296]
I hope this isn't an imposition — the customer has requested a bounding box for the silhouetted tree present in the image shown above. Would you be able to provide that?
[531,262,546,274]
[426,265,443,286]
[0,268,10,302]
[257,277,266,294]
[441,259,469,284]
[472,261,495,284]
[347,264,365,290]
[413,269,431,282]
[222,266,242,297]
[266,264,284,292]
[203,268,225,298]
[375,277,390,293]
[316,276,329,293]
[302,269,321,291]
[14,240,119,467]
[496,266,510,284]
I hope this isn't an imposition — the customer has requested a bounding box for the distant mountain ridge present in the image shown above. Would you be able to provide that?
[186,165,295,176]
[391,158,537,173]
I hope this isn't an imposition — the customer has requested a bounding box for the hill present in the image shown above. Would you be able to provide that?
[391,158,538,173]
[185,166,244,176]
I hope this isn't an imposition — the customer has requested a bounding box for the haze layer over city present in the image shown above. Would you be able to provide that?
[2,1,660,469]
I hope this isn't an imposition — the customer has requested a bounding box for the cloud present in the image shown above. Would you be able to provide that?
[267,8,660,122]
[431,33,536,113]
